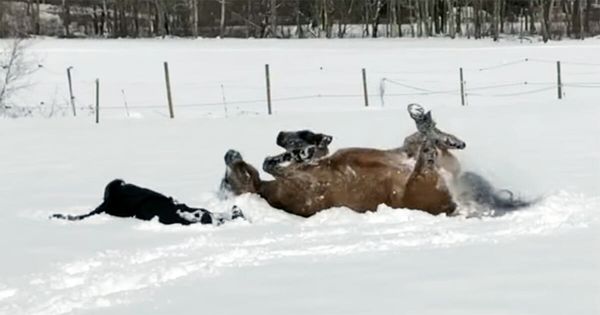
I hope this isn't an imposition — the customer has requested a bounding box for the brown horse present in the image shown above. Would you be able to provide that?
[220,104,472,217]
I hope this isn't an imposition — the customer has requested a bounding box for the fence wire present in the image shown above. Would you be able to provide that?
[19,56,600,119]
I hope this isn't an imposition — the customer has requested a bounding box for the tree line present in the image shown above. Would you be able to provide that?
[0,0,599,41]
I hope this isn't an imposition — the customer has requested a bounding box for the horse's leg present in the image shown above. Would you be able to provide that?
[277,130,332,161]
[221,150,261,195]
[407,103,466,150]
[402,139,456,215]
[263,151,294,176]
[263,145,319,176]
[277,130,333,151]
[400,132,425,158]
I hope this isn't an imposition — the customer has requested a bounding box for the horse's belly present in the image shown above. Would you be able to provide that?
[320,166,411,213]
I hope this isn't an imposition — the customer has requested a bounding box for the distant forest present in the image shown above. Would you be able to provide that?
[1,0,600,41]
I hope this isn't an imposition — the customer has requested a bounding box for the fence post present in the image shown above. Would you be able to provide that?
[95,78,99,124]
[556,61,562,99]
[163,61,175,119]
[66,66,76,117]
[362,68,369,107]
[459,67,465,106]
[265,64,272,115]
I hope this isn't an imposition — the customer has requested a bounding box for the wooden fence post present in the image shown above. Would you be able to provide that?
[362,68,369,107]
[265,64,272,115]
[163,61,175,119]
[460,67,465,106]
[66,66,76,116]
[556,61,562,99]
[95,78,99,124]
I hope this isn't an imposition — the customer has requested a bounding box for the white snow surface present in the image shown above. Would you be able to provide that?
[0,38,599,315]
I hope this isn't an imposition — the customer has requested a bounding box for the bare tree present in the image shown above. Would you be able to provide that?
[0,39,38,117]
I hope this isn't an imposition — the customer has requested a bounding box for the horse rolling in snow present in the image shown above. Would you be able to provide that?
[220,104,531,217]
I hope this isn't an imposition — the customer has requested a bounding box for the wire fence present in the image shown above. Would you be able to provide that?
[15,56,600,121]
[380,57,600,106]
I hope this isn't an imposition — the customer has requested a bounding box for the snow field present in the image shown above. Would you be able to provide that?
[0,38,599,314]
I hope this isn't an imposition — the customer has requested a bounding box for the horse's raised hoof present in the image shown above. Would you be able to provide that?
[319,135,333,148]
[292,145,316,163]
[408,103,425,120]
[263,152,293,172]
[408,104,436,134]
[225,149,243,166]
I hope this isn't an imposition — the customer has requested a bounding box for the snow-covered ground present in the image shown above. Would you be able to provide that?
[0,38,599,315]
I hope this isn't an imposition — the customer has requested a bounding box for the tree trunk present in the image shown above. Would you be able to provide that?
[363,0,369,37]
[456,2,461,36]
[493,0,500,41]
[573,0,581,38]
[584,0,591,35]
[155,0,165,36]
[389,0,396,37]
[529,0,536,34]
[219,0,226,37]
[541,0,555,42]
[145,0,153,36]
[372,0,383,38]
[424,0,431,36]
[246,0,252,37]
[397,0,403,37]
[133,0,140,37]
[434,0,441,34]
[474,0,481,39]
[118,0,127,37]
[416,0,422,37]
[191,0,198,37]
[295,0,303,38]
[34,0,41,35]
[447,0,455,39]
[62,0,71,37]
[322,0,329,38]
[270,0,277,38]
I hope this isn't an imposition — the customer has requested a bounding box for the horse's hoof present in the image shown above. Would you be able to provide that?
[262,156,277,172]
[225,150,243,166]
[408,103,425,120]
[292,145,316,163]
[319,135,333,147]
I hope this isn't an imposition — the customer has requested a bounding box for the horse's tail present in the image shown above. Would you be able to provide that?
[50,203,107,221]
[456,171,537,212]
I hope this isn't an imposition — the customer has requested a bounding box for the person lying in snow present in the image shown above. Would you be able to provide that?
[51,179,245,225]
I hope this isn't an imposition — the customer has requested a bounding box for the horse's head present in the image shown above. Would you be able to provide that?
[220,150,262,195]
